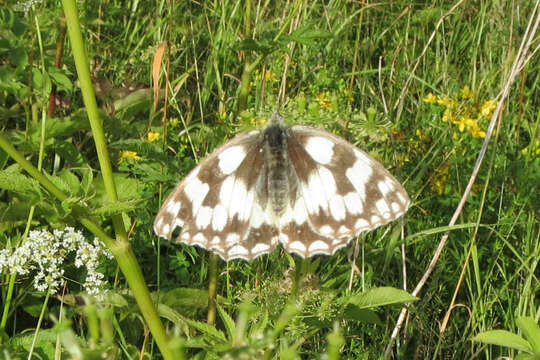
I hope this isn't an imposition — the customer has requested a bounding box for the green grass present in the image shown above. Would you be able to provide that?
[0,0,539,359]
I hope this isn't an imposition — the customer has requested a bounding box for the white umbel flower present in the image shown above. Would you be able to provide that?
[0,227,112,295]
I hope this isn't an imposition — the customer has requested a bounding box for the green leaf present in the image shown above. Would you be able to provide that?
[92,199,142,216]
[160,288,208,310]
[184,318,227,343]
[343,305,382,325]
[517,317,540,356]
[471,330,532,353]
[217,304,236,340]
[346,287,418,309]
[0,164,42,201]
[48,67,73,92]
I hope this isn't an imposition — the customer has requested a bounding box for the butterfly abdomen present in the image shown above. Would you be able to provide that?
[263,123,291,216]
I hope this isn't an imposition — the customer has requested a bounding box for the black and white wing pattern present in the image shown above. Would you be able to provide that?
[154,113,410,261]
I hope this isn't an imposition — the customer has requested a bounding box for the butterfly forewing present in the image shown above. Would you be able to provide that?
[154,113,410,261]
[154,129,279,260]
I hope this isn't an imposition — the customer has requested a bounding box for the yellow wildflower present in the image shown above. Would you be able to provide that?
[119,150,141,162]
[460,85,473,99]
[317,92,332,110]
[264,70,276,82]
[147,132,160,142]
[442,109,453,123]
[423,92,437,103]
[481,100,496,117]
[437,96,455,108]
[455,117,466,132]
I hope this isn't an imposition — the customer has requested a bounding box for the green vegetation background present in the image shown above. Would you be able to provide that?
[0,0,538,359]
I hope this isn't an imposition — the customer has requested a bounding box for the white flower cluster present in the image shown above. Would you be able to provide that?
[0,227,113,295]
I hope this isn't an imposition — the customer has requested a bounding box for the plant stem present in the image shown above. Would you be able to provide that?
[207,253,218,325]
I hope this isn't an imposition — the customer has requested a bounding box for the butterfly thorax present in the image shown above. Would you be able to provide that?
[263,122,292,217]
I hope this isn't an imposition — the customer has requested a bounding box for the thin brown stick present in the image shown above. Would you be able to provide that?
[385,1,540,356]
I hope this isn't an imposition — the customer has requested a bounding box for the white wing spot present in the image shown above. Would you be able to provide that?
[319,225,333,235]
[329,195,346,221]
[344,192,363,215]
[181,232,190,240]
[250,203,266,228]
[210,236,221,245]
[339,225,350,234]
[240,189,255,221]
[229,180,247,218]
[355,218,369,229]
[226,233,240,246]
[375,199,391,219]
[212,204,227,231]
[166,200,181,215]
[370,215,381,224]
[293,200,308,225]
[219,176,235,206]
[385,177,396,191]
[185,177,209,216]
[196,206,212,229]
[304,136,334,164]
[228,245,249,257]
[217,146,246,174]
[309,240,329,252]
[193,233,207,245]
[318,166,337,195]
[397,191,408,205]
[346,160,372,202]
[252,243,270,254]
[308,171,329,212]
[161,223,170,236]
[174,217,184,228]
[378,181,391,197]
[288,241,306,253]
[391,202,401,213]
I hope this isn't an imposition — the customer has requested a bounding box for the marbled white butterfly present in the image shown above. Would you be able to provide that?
[154,112,410,261]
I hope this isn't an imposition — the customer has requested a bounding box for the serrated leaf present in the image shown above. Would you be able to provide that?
[79,166,94,195]
[472,330,532,353]
[217,304,235,340]
[184,318,227,343]
[346,287,417,309]
[55,141,86,167]
[58,169,81,194]
[0,164,42,200]
[285,25,332,45]
[92,199,141,216]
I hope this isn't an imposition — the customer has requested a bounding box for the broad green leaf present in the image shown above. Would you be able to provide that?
[343,305,382,325]
[517,317,540,356]
[160,288,208,310]
[471,330,531,353]
[347,287,418,309]
[48,67,73,92]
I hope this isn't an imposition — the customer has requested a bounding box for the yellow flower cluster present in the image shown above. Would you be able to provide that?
[424,86,495,139]
[119,150,141,162]
[316,92,332,110]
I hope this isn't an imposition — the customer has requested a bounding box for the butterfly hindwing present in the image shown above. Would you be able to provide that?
[278,125,410,257]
